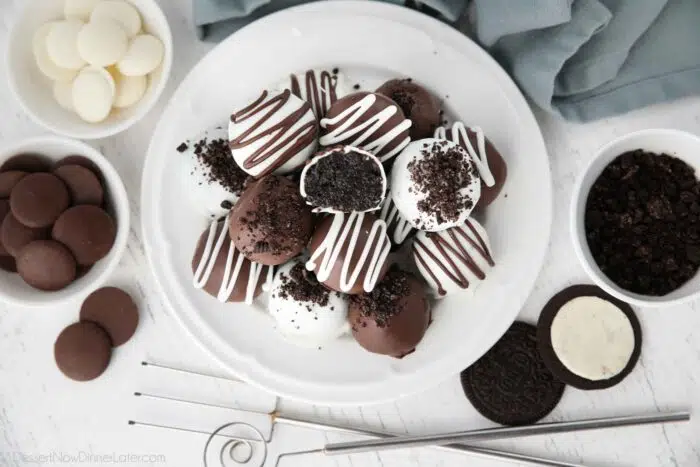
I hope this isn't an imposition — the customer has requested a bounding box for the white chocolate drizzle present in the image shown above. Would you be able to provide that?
[320,93,412,162]
[193,214,273,305]
[379,196,413,245]
[306,212,391,293]
[435,123,495,187]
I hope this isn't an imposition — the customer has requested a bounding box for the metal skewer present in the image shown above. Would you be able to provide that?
[323,411,691,455]
[134,390,585,466]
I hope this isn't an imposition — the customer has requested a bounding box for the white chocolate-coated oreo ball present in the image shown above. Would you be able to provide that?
[64,0,100,21]
[77,19,128,67]
[90,0,142,37]
[53,80,74,110]
[229,89,317,177]
[391,138,481,231]
[33,23,77,81]
[46,19,86,70]
[269,261,349,346]
[72,67,115,123]
[117,35,164,77]
[113,73,147,108]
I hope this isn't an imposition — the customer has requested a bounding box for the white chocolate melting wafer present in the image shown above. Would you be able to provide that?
[90,1,142,37]
[117,34,164,76]
[72,67,115,122]
[113,73,147,108]
[46,19,86,70]
[77,19,128,66]
[33,23,78,81]
[64,0,101,21]
[53,80,74,110]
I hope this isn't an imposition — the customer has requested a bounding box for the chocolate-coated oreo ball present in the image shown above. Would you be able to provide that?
[320,92,411,163]
[17,240,77,291]
[435,123,507,208]
[229,176,313,265]
[192,218,272,304]
[376,79,441,140]
[306,212,391,294]
[54,322,112,381]
[52,205,116,265]
[349,269,430,358]
[10,173,70,228]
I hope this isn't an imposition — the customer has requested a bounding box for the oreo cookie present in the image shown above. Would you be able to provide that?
[537,285,642,391]
[460,321,565,426]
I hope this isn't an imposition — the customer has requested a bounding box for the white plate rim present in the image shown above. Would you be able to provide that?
[141,1,553,405]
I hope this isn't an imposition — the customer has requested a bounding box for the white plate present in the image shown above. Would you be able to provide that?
[142,1,552,405]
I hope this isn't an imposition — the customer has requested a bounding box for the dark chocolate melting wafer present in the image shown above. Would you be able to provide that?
[537,285,642,391]
[53,164,104,206]
[52,205,116,265]
[54,321,112,381]
[80,287,138,347]
[1,213,49,257]
[10,173,70,228]
[0,171,27,198]
[0,153,51,173]
[0,255,17,273]
[17,240,76,291]
[0,200,11,256]
[460,321,565,426]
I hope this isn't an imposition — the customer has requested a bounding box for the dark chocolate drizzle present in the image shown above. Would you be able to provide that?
[290,70,339,118]
[413,219,494,296]
[230,90,317,177]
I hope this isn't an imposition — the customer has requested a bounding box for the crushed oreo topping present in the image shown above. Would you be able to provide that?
[585,150,700,296]
[408,140,477,225]
[303,148,384,212]
[349,269,411,327]
[385,79,416,118]
[189,137,249,195]
[241,177,307,256]
[278,263,330,310]
[176,142,189,153]
[353,84,361,90]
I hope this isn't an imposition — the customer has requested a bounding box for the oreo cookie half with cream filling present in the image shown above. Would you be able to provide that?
[537,285,642,390]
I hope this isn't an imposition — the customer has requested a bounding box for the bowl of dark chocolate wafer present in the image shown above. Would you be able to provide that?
[0,136,129,306]
[572,128,700,307]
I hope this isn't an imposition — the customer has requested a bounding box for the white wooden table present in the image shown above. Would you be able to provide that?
[1,1,698,466]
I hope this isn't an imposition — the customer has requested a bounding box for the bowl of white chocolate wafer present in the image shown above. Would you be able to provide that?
[6,0,173,139]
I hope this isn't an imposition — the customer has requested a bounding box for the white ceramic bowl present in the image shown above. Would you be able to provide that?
[6,0,173,139]
[571,128,700,307]
[0,136,129,307]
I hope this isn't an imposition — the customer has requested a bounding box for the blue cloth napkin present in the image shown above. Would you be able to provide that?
[193,0,700,121]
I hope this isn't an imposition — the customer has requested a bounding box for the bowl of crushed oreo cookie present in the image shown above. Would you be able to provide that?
[572,128,700,307]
